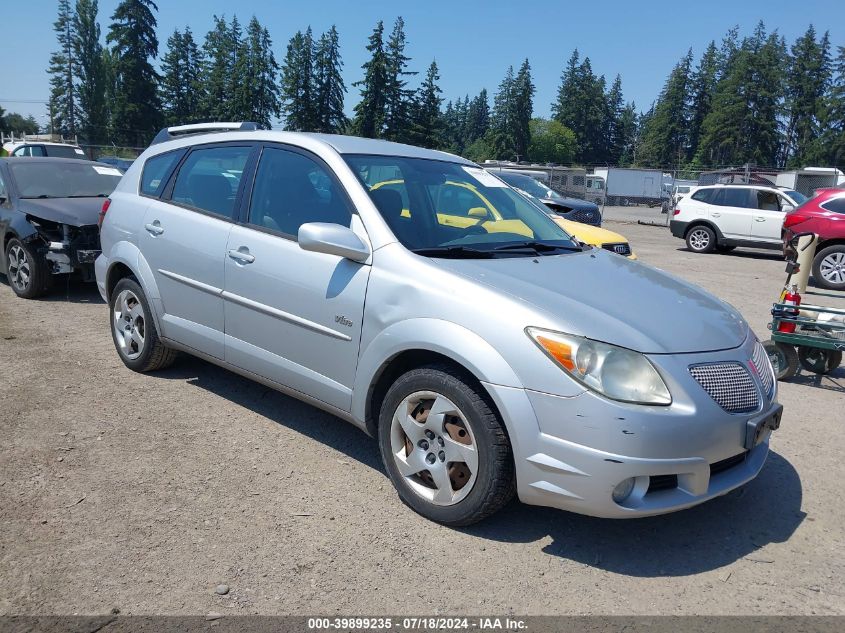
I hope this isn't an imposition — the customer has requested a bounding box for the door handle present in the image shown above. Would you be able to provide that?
[711,212,721,218]
[228,249,255,264]
[755,217,766,222]
[144,222,164,236]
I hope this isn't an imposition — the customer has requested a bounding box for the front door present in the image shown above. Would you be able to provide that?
[750,189,787,243]
[141,143,253,359]
[223,145,370,412]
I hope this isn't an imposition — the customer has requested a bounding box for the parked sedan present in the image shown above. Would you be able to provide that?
[0,157,123,298]
[489,170,603,226]
[782,188,845,290]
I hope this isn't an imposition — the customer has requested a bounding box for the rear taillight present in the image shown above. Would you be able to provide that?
[672,208,681,216]
[783,212,809,229]
[98,198,111,229]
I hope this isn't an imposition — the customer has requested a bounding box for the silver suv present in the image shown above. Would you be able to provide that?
[96,123,782,525]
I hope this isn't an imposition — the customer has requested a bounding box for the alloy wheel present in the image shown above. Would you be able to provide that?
[7,245,31,292]
[112,289,146,360]
[819,252,845,285]
[389,391,478,506]
[689,229,710,251]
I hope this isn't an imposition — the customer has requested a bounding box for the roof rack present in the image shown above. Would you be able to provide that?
[151,122,259,145]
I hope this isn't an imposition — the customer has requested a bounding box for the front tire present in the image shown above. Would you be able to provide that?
[110,277,177,372]
[378,365,515,526]
[4,238,50,299]
[812,245,845,290]
[685,225,717,253]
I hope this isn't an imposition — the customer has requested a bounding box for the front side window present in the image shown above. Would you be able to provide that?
[756,190,781,211]
[346,154,578,257]
[247,147,351,237]
[170,145,251,217]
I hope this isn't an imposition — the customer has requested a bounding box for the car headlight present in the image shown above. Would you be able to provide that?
[526,327,671,405]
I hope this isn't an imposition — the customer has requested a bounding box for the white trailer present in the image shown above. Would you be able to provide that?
[775,167,845,197]
[593,167,665,206]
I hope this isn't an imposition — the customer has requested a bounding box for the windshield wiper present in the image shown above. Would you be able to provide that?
[411,246,496,259]
[21,195,58,199]
[492,241,581,254]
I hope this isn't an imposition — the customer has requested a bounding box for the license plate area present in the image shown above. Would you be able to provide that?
[744,405,783,449]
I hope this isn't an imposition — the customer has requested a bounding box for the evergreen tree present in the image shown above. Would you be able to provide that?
[383,17,416,142]
[74,0,106,144]
[200,15,234,120]
[551,52,608,163]
[280,28,316,131]
[352,21,389,138]
[605,74,625,164]
[106,0,160,145]
[159,28,204,126]
[551,49,579,129]
[687,41,719,161]
[784,25,832,166]
[231,17,280,128]
[488,66,516,160]
[48,0,79,137]
[617,102,639,165]
[511,59,535,160]
[464,89,489,144]
[411,60,444,149]
[313,25,346,133]
[637,49,692,166]
[810,45,845,166]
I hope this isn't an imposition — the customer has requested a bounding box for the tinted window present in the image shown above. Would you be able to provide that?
[691,188,713,202]
[248,147,351,237]
[46,145,86,159]
[821,197,845,214]
[720,188,752,208]
[170,145,251,217]
[141,150,183,197]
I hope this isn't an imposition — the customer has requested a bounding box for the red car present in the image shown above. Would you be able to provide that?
[783,188,845,290]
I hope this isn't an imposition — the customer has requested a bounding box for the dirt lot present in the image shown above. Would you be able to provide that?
[1,221,844,616]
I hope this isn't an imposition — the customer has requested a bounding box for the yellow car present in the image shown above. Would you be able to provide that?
[370,179,636,259]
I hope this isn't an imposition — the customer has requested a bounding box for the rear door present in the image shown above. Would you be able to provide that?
[222,144,370,411]
[750,188,786,242]
[141,143,255,359]
[710,188,753,239]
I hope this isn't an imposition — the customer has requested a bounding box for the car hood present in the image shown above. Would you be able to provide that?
[543,196,597,211]
[433,250,747,354]
[555,218,627,246]
[17,197,103,227]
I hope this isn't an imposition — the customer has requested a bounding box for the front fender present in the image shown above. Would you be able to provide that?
[351,318,524,424]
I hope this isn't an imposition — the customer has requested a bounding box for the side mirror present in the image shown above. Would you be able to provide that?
[298,222,371,263]
[782,204,795,213]
[468,206,488,218]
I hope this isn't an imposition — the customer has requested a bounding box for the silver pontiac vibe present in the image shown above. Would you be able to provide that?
[96,124,782,526]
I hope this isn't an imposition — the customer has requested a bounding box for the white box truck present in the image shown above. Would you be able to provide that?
[775,167,845,197]
[593,168,666,206]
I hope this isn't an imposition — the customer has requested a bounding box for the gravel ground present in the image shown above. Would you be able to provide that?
[1,222,843,616]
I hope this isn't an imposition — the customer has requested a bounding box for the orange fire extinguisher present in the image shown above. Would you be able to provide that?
[778,284,801,333]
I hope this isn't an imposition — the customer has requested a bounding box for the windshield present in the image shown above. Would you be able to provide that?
[783,189,808,204]
[11,161,122,198]
[345,155,579,257]
[495,171,560,199]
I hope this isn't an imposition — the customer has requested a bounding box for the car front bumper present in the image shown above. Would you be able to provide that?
[483,337,780,518]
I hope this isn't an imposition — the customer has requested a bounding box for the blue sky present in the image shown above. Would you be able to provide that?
[2,0,843,129]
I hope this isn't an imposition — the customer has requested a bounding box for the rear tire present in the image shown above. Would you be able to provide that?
[764,340,799,380]
[4,238,50,299]
[797,347,842,375]
[812,245,845,290]
[685,225,717,253]
[377,364,515,526]
[109,277,177,372]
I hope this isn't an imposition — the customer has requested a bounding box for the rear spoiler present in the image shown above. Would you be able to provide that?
[151,122,259,145]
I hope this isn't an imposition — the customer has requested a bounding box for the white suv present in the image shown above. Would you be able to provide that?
[670,184,807,253]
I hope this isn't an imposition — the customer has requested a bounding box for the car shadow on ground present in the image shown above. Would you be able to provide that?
[676,247,784,261]
[0,273,104,304]
[786,365,845,393]
[463,450,804,576]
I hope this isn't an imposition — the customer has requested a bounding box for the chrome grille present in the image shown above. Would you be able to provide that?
[602,242,631,256]
[751,341,775,398]
[689,363,759,413]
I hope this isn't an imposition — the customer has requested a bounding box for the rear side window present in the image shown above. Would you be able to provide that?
[141,150,184,197]
[170,145,251,218]
[821,197,845,214]
[691,188,714,203]
[719,188,752,208]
